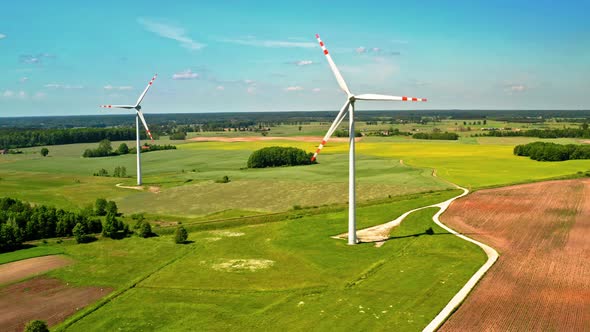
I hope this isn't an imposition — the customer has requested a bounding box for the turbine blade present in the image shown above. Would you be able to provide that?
[137,110,154,141]
[311,100,351,161]
[355,94,427,102]
[135,74,157,106]
[316,34,351,96]
[100,105,135,109]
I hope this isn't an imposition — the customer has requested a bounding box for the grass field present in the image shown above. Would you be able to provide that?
[2,131,589,330]
[42,192,485,331]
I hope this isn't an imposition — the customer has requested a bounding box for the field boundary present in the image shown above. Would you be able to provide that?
[53,246,194,332]
[422,182,499,331]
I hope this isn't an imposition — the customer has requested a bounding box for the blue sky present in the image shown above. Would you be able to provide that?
[1,0,589,116]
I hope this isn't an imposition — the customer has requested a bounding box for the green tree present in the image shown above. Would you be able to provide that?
[582,122,589,130]
[72,222,87,244]
[138,221,152,238]
[97,139,112,155]
[40,148,49,157]
[24,320,49,332]
[95,198,107,216]
[105,201,118,215]
[174,225,188,244]
[117,143,129,155]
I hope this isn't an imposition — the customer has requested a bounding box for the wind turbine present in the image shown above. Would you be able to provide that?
[100,74,157,186]
[311,34,427,245]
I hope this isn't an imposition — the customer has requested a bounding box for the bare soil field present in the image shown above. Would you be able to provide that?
[0,277,111,331]
[188,136,361,143]
[0,255,72,285]
[440,179,590,331]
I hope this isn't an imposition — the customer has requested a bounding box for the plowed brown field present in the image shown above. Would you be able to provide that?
[440,179,590,331]
[0,255,72,285]
[0,277,111,332]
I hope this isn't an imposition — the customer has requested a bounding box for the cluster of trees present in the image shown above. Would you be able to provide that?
[169,132,187,140]
[334,129,362,137]
[0,197,102,252]
[93,166,127,178]
[247,146,316,168]
[83,140,177,158]
[514,142,590,161]
[131,214,154,238]
[412,132,459,140]
[484,124,590,139]
[0,127,141,149]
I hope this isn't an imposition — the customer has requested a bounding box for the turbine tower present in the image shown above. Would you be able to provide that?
[312,34,427,245]
[100,74,157,186]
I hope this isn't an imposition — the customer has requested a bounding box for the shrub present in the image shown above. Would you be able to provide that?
[40,148,49,157]
[174,225,188,244]
[24,320,49,332]
[215,175,231,183]
[73,222,93,243]
[117,143,129,155]
[105,201,118,216]
[169,132,187,140]
[95,198,107,216]
[138,221,153,238]
[247,146,316,168]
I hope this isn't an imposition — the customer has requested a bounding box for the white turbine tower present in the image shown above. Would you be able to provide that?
[100,74,157,186]
[311,34,427,245]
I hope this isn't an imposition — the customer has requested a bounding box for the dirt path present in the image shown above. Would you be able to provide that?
[335,161,499,331]
[0,255,72,285]
[188,136,361,143]
[116,183,161,193]
[0,277,111,332]
[438,179,590,331]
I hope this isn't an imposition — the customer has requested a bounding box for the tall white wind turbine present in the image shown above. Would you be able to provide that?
[100,74,157,186]
[312,34,427,245]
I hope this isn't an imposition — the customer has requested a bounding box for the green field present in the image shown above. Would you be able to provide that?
[36,192,484,331]
[2,132,590,331]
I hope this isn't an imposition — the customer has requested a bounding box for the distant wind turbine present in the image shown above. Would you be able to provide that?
[100,75,157,186]
[312,34,427,245]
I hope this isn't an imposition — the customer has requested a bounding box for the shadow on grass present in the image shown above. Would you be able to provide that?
[360,228,481,244]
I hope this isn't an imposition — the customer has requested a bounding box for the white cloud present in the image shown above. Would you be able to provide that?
[18,91,26,98]
[172,69,199,80]
[295,60,313,66]
[137,18,205,50]
[221,37,315,48]
[355,47,367,54]
[505,83,528,93]
[19,77,29,83]
[285,86,304,91]
[103,85,133,90]
[0,33,6,40]
[312,88,321,93]
[2,90,15,97]
[33,92,47,99]
[45,83,84,89]
[216,86,225,91]
[247,86,256,94]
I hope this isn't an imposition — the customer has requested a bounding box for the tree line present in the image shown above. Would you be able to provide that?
[0,127,145,149]
[484,124,590,139]
[0,197,103,252]
[514,141,590,161]
[83,139,176,158]
[247,146,316,168]
[413,132,459,140]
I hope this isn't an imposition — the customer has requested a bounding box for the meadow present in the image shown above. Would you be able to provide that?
[41,191,484,331]
[2,123,590,331]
